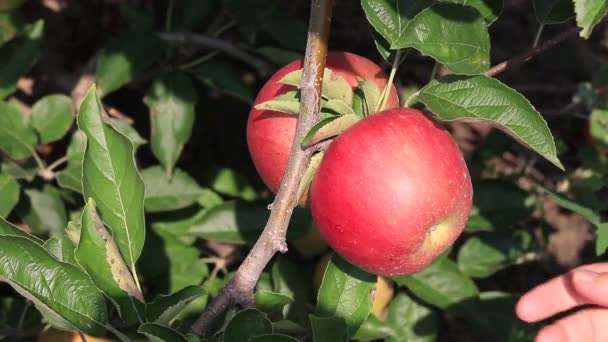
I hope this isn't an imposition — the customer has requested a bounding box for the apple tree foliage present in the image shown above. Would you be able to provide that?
[0,0,607,341]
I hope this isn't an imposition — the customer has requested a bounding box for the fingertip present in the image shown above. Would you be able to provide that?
[515,294,537,323]
[535,325,566,342]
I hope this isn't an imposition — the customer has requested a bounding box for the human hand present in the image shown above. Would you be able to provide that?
[516,263,608,341]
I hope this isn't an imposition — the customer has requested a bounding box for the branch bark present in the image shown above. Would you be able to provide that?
[190,0,334,336]
[158,31,274,76]
[485,26,580,77]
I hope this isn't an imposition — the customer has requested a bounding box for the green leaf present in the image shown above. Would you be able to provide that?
[392,3,490,75]
[1,158,37,181]
[0,173,19,217]
[534,0,575,23]
[315,254,376,336]
[280,69,353,105]
[147,285,206,325]
[0,12,25,44]
[272,257,312,326]
[254,97,301,115]
[75,199,144,324]
[419,75,563,169]
[17,185,67,236]
[296,152,324,204]
[351,314,394,341]
[0,235,108,335]
[56,130,86,193]
[144,72,198,178]
[394,256,478,313]
[188,201,311,243]
[254,290,294,315]
[361,0,433,46]
[441,0,502,23]
[0,215,43,243]
[141,166,204,212]
[78,86,146,268]
[386,293,438,342]
[190,62,254,103]
[590,109,608,149]
[223,309,273,342]
[109,117,147,149]
[170,0,215,30]
[207,167,257,201]
[457,233,528,278]
[359,80,381,116]
[140,232,197,293]
[44,235,76,264]
[574,0,608,38]
[323,99,357,116]
[29,94,74,144]
[0,20,43,99]
[309,315,348,342]
[0,100,37,159]
[302,114,360,147]
[138,323,189,342]
[96,29,162,95]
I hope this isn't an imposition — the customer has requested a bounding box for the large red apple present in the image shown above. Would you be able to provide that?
[247,51,399,195]
[309,108,473,276]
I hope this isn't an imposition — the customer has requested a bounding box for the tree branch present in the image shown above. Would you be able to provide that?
[485,26,580,77]
[158,32,274,76]
[189,0,334,336]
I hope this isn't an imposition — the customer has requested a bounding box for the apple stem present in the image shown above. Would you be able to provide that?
[189,0,334,336]
[377,49,403,113]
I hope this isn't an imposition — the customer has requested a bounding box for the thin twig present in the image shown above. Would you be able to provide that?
[189,0,333,336]
[158,32,274,76]
[485,26,580,77]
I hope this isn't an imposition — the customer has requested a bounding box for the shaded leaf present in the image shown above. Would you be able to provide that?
[44,235,76,265]
[0,235,108,335]
[144,72,198,177]
[280,68,353,105]
[109,117,147,149]
[147,285,206,325]
[352,314,394,341]
[457,233,528,278]
[207,167,257,201]
[254,290,294,315]
[361,0,433,46]
[0,20,43,99]
[190,61,254,103]
[302,114,360,147]
[0,173,19,217]
[250,334,299,342]
[138,323,189,342]
[0,215,43,243]
[386,293,438,342]
[394,256,478,313]
[75,199,144,324]
[534,0,575,23]
[30,94,74,144]
[17,185,67,236]
[1,158,37,181]
[56,130,86,193]
[272,257,312,326]
[393,3,490,75]
[96,29,162,95]
[223,309,273,342]
[188,201,311,243]
[441,0,502,23]
[141,166,204,212]
[0,11,25,44]
[309,315,348,342]
[0,100,36,159]
[419,75,563,169]
[78,86,146,268]
[315,254,376,336]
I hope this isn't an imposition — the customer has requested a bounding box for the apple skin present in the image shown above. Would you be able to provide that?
[309,108,473,276]
[247,51,399,196]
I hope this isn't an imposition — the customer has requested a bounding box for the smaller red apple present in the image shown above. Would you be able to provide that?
[310,108,473,276]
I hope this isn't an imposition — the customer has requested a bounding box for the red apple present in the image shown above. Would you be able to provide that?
[309,108,473,276]
[247,51,399,196]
